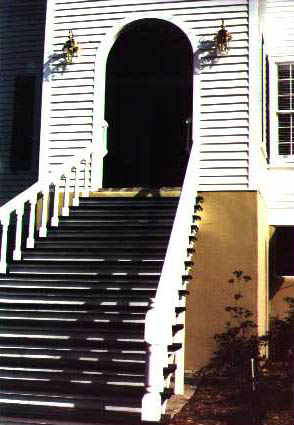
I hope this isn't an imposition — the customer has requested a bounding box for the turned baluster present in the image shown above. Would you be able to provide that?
[39,189,49,237]
[0,216,10,273]
[51,180,60,227]
[73,164,80,207]
[82,157,90,197]
[13,206,24,261]
[62,172,71,216]
[27,195,37,248]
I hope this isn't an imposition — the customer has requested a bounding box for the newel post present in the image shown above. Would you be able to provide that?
[141,302,169,422]
[0,216,10,273]
[91,120,108,191]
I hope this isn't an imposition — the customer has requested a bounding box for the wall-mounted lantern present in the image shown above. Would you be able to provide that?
[215,19,232,55]
[63,30,79,63]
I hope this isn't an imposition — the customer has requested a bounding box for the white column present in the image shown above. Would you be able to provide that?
[62,174,70,216]
[51,181,60,227]
[141,343,164,422]
[0,217,10,273]
[13,206,24,261]
[73,164,80,207]
[27,195,37,248]
[83,158,90,197]
[39,189,49,237]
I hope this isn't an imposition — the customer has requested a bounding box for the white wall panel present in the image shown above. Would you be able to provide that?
[42,0,250,191]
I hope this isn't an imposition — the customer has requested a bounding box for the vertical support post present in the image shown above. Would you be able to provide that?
[62,173,70,216]
[27,195,37,248]
[39,189,49,237]
[91,120,108,191]
[73,164,80,207]
[83,157,90,197]
[0,216,10,273]
[142,304,168,422]
[13,206,24,261]
[141,343,164,422]
[51,180,60,227]
[174,308,186,395]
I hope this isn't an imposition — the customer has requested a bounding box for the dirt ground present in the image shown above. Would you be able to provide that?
[167,377,293,425]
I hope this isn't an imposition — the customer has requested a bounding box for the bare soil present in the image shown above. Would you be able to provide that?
[168,378,293,425]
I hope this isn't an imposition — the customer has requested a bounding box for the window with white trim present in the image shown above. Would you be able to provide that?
[277,64,294,156]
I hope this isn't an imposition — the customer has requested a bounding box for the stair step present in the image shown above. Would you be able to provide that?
[0,310,146,322]
[9,261,163,274]
[0,356,146,373]
[0,336,147,351]
[22,250,165,261]
[0,403,165,425]
[0,273,159,286]
[57,219,173,228]
[0,318,145,332]
[48,227,171,238]
[0,348,146,361]
[69,208,176,218]
[0,303,150,313]
[79,197,178,206]
[33,241,168,250]
[0,287,156,297]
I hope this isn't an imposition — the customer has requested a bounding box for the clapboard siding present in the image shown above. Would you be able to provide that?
[0,0,47,206]
[264,0,294,56]
[42,0,249,190]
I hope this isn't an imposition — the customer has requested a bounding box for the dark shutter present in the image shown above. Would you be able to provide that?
[10,75,36,172]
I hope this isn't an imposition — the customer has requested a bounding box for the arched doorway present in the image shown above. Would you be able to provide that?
[103,18,193,188]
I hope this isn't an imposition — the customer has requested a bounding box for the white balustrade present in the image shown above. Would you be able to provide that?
[142,131,200,421]
[0,141,102,273]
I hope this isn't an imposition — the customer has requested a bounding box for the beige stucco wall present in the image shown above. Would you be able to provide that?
[185,191,269,371]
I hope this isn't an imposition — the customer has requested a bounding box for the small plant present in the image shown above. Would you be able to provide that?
[197,271,261,378]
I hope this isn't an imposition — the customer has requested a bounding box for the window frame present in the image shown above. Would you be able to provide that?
[269,56,294,165]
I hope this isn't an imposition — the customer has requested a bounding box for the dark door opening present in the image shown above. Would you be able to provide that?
[103,19,193,188]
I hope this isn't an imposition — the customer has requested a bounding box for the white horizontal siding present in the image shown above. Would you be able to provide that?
[264,0,294,56]
[45,0,249,189]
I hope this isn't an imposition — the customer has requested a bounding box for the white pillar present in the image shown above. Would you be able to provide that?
[27,195,37,248]
[13,206,24,261]
[0,217,10,273]
[51,181,60,227]
[39,189,49,237]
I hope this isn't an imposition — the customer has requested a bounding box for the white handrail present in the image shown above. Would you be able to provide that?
[142,136,200,422]
[0,144,95,273]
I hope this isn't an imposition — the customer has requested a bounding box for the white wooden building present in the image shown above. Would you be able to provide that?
[0,0,294,423]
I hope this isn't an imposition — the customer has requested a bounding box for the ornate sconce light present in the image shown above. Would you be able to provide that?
[215,19,232,55]
[63,30,79,63]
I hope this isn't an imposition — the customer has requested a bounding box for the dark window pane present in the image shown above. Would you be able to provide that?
[279,143,291,155]
[278,64,290,79]
[278,95,291,110]
[10,76,36,172]
[279,115,291,126]
[278,79,290,95]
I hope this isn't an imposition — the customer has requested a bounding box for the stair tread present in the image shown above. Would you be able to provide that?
[0,336,146,350]
[0,403,149,425]
[0,356,146,372]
